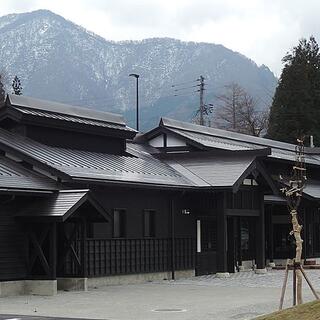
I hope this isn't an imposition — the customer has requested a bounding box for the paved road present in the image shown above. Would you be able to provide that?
[0,270,319,320]
[0,316,99,320]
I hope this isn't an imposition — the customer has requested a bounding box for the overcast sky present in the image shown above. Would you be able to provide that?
[1,0,319,76]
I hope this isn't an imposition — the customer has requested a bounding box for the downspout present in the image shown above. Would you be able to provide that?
[170,197,175,280]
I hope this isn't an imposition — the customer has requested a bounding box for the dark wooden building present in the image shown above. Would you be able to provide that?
[0,94,320,295]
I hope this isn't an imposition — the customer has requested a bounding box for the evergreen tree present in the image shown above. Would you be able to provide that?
[12,76,22,95]
[267,37,320,144]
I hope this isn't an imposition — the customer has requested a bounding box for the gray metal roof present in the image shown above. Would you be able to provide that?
[169,128,263,151]
[159,118,320,165]
[0,155,57,192]
[161,118,299,152]
[5,94,136,133]
[165,154,257,188]
[303,181,320,199]
[16,190,110,221]
[264,194,286,203]
[14,106,136,132]
[0,129,193,188]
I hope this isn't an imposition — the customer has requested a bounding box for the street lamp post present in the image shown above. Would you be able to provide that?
[129,73,140,131]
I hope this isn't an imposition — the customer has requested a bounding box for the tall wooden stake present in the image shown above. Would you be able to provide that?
[279,138,319,309]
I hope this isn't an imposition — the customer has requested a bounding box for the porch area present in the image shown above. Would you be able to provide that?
[15,189,195,294]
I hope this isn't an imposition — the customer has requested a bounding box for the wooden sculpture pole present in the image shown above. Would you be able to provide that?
[279,139,319,309]
[280,138,306,306]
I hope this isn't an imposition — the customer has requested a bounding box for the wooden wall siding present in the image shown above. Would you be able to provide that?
[0,200,28,280]
[186,192,218,216]
[26,125,126,154]
[226,189,260,210]
[94,189,173,239]
[64,238,195,277]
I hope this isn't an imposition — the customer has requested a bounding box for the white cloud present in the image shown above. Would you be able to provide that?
[0,0,320,75]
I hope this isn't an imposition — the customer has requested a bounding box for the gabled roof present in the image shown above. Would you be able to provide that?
[0,128,194,189]
[16,189,110,222]
[0,155,57,193]
[145,117,320,165]
[163,152,278,193]
[159,118,300,152]
[2,94,136,137]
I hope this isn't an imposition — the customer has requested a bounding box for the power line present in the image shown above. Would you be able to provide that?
[173,85,199,92]
[163,79,199,89]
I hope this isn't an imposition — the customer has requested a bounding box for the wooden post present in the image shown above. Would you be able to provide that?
[300,266,320,300]
[293,263,297,306]
[81,219,88,277]
[170,198,175,280]
[270,205,274,263]
[217,192,228,272]
[49,222,57,279]
[256,191,265,269]
[279,264,289,310]
[227,217,236,273]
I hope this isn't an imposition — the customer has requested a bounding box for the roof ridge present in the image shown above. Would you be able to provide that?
[160,117,300,152]
[6,94,126,126]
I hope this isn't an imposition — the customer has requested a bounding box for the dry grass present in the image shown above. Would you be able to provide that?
[255,300,320,320]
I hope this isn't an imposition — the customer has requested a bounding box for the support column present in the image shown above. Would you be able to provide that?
[270,205,274,263]
[49,222,57,279]
[216,192,229,276]
[81,219,88,277]
[227,217,236,273]
[255,191,266,273]
[170,198,175,280]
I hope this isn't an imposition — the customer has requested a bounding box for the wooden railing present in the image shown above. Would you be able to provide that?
[79,237,195,277]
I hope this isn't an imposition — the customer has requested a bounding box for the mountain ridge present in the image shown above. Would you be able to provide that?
[0,9,277,129]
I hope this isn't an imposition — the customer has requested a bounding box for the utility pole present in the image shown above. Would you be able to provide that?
[199,75,205,126]
[232,89,236,130]
[129,73,140,131]
[194,75,214,126]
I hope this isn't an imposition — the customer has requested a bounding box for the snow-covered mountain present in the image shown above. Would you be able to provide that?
[0,9,277,129]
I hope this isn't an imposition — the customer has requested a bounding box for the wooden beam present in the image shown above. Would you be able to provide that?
[28,226,51,276]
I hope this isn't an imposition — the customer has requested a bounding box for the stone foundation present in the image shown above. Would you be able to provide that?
[255,268,267,274]
[0,280,57,297]
[239,260,256,271]
[0,270,195,296]
[215,272,230,278]
[57,278,87,291]
[88,269,195,289]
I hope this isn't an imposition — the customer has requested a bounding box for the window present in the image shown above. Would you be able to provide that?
[143,210,155,237]
[113,209,126,238]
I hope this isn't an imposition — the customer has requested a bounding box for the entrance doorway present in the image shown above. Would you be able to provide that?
[195,218,217,275]
[227,216,256,273]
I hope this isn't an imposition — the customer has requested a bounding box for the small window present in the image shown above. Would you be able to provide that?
[143,210,155,237]
[113,209,126,238]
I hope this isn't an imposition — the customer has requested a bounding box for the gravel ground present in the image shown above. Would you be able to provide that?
[0,270,319,320]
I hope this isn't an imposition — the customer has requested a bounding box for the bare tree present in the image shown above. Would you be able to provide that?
[214,83,268,136]
[214,83,244,131]
[238,93,269,136]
